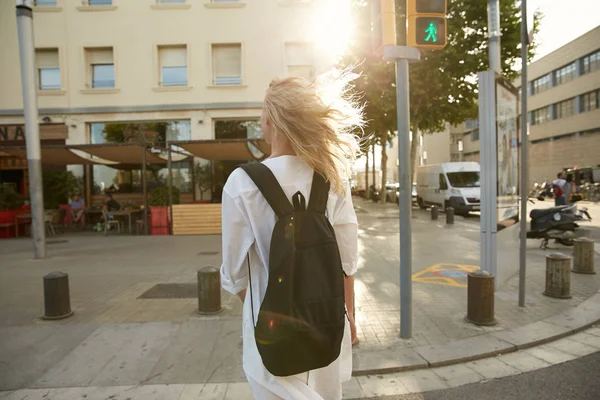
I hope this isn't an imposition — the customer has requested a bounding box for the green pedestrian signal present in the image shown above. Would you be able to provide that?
[424,22,438,42]
[407,0,447,50]
[412,17,446,47]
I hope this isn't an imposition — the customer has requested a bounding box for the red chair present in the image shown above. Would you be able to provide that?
[60,204,72,226]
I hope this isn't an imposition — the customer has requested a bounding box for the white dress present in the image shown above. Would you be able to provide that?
[220,156,358,400]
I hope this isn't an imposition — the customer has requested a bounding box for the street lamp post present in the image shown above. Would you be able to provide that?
[15,0,46,259]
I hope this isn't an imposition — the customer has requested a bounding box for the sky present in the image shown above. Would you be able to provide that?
[529,0,600,60]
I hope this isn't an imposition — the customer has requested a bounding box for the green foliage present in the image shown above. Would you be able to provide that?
[102,122,169,145]
[0,185,24,210]
[341,0,542,178]
[148,185,180,207]
[42,170,81,209]
[194,162,213,200]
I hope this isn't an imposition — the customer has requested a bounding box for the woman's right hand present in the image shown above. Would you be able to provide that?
[349,317,358,345]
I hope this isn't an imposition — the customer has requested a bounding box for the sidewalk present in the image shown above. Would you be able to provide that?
[0,199,599,396]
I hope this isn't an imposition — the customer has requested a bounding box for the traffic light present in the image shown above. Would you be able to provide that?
[407,0,447,50]
[370,0,396,56]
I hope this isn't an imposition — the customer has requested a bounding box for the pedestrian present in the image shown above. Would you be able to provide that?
[220,72,362,400]
[563,174,577,208]
[553,172,566,206]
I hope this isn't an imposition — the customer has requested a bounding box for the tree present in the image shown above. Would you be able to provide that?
[341,0,541,187]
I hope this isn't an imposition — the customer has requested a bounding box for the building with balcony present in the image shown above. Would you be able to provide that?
[420,26,600,186]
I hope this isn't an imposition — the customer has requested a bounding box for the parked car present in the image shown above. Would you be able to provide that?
[385,183,399,203]
[412,183,417,205]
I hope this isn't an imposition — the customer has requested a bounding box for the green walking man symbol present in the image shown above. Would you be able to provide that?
[425,22,438,42]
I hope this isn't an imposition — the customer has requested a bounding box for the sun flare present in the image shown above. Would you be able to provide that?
[308,0,355,61]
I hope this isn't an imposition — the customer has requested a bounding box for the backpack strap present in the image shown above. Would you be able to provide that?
[240,163,294,218]
[307,171,330,214]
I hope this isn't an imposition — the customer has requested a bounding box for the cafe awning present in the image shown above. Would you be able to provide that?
[174,139,270,161]
[1,147,97,165]
[74,144,168,165]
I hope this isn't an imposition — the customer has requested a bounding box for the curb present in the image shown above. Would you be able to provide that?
[351,291,600,377]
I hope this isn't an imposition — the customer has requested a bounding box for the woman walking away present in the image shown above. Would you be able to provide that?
[220,72,363,400]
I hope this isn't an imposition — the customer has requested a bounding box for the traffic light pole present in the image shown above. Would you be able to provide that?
[384,45,420,340]
[16,1,46,259]
[518,0,529,308]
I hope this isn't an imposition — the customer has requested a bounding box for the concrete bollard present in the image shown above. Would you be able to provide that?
[431,205,439,221]
[572,238,596,274]
[465,270,496,326]
[197,267,222,315]
[42,272,73,320]
[543,253,572,299]
[446,207,455,225]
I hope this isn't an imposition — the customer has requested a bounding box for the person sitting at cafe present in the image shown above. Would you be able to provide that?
[103,193,121,212]
[71,194,86,226]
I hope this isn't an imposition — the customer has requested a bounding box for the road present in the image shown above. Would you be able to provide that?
[373,351,600,400]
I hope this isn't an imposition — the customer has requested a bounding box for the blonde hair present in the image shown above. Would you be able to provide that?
[263,71,365,194]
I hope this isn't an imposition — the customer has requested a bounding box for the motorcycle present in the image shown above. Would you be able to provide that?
[537,180,555,200]
[526,202,592,249]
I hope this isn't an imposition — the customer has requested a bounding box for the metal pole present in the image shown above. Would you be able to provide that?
[488,0,502,73]
[142,147,148,235]
[16,1,45,259]
[518,0,528,307]
[167,143,173,235]
[396,58,412,339]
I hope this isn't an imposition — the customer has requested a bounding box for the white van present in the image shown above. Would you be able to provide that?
[416,162,480,214]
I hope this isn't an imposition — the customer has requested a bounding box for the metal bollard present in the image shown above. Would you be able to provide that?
[42,272,73,320]
[446,207,455,225]
[465,270,496,326]
[543,253,572,299]
[431,205,439,221]
[572,238,596,274]
[197,267,222,315]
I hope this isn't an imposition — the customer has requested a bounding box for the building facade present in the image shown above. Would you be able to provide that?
[0,0,337,204]
[421,26,600,186]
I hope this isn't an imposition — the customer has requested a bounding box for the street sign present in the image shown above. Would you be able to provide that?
[407,0,447,50]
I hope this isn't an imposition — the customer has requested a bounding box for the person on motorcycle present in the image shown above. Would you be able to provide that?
[553,172,566,206]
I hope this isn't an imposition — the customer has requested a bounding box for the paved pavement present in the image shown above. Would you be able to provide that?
[1,327,598,399]
[0,199,599,393]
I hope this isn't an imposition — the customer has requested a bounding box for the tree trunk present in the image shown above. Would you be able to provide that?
[380,131,388,204]
[410,125,419,183]
[372,144,376,194]
[365,149,369,199]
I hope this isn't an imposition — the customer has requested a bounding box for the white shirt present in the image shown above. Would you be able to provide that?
[220,156,358,400]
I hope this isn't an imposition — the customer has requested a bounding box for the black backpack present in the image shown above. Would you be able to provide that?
[240,163,346,377]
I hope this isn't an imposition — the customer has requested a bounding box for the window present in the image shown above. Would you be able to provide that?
[470,129,479,141]
[555,98,575,119]
[582,90,599,112]
[531,106,551,125]
[35,49,60,90]
[532,74,551,94]
[439,174,448,190]
[86,48,114,89]
[90,121,192,194]
[554,62,577,85]
[88,0,112,5]
[34,0,58,6]
[285,43,314,80]
[212,44,242,85]
[159,45,187,86]
[583,50,600,74]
